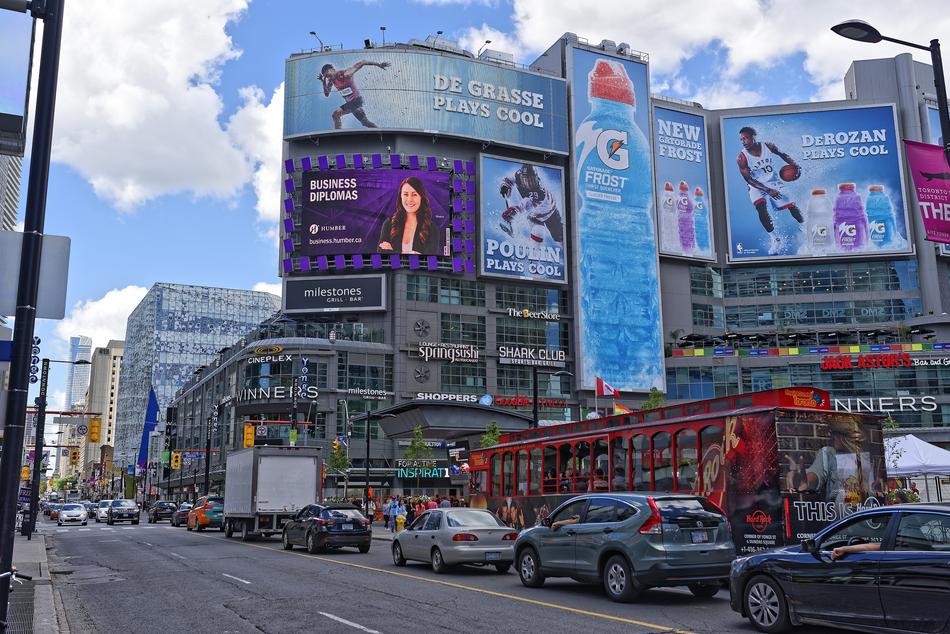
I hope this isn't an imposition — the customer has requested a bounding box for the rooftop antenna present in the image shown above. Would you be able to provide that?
[380,26,386,45]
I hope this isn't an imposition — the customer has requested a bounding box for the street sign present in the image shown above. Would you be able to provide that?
[0,340,11,363]
[256,425,267,438]
[61,448,68,457]
[77,424,88,436]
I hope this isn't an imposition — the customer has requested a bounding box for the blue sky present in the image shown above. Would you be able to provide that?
[5,0,949,413]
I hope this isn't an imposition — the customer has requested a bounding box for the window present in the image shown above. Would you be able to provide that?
[423,512,442,531]
[490,454,501,497]
[820,514,893,550]
[440,362,486,394]
[584,498,619,523]
[407,275,485,306]
[550,499,587,525]
[516,450,528,495]
[409,512,429,530]
[610,437,628,492]
[632,435,648,490]
[496,317,570,350]
[529,448,542,495]
[557,443,574,492]
[502,452,514,497]
[675,429,698,493]
[441,313,485,346]
[700,425,723,495]
[894,513,950,551]
[542,445,558,493]
[495,285,569,314]
[575,441,591,491]
[652,432,673,491]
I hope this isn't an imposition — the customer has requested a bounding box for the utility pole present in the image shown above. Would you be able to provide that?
[24,359,49,537]
[0,1,65,627]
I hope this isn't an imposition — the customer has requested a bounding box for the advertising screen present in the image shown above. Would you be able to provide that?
[570,47,664,393]
[721,104,911,262]
[284,50,568,154]
[653,105,714,260]
[300,168,451,257]
[479,155,567,284]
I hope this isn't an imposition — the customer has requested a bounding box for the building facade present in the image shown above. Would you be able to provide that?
[65,335,92,411]
[78,340,124,493]
[112,284,281,467]
[0,155,23,437]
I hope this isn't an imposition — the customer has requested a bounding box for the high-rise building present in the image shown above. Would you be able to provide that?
[0,154,21,232]
[78,340,124,487]
[113,284,280,467]
[65,335,92,411]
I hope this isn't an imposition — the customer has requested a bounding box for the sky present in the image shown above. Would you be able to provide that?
[4,0,950,417]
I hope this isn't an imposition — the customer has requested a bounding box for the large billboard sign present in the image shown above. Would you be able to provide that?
[570,47,664,393]
[653,105,714,260]
[283,274,386,313]
[478,155,567,284]
[721,104,911,262]
[0,11,32,156]
[284,50,568,154]
[301,168,451,257]
[904,139,950,245]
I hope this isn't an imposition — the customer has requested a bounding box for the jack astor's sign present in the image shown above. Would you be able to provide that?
[497,346,566,367]
[416,342,480,364]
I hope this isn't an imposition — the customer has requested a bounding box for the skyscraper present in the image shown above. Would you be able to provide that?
[113,284,280,467]
[78,340,124,487]
[0,154,20,232]
[65,335,92,411]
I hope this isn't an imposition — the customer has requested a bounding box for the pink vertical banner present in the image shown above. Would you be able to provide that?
[904,139,950,244]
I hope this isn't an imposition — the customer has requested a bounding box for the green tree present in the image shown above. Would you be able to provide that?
[637,387,665,411]
[480,421,501,449]
[403,425,434,493]
[328,439,352,497]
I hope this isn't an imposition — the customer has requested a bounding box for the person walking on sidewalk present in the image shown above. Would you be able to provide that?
[392,499,406,533]
[383,496,391,530]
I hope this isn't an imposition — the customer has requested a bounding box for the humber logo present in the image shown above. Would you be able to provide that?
[254,345,283,355]
[309,224,319,235]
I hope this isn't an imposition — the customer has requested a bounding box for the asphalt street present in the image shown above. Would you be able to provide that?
[42,518,842,634]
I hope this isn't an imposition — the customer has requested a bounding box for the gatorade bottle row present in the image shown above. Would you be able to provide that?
[803,183,903,256]
[661,181,710,256]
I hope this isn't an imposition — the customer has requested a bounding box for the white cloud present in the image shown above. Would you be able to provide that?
[458,24,522,59]
[48,389,66,412]
[252,281,281,297]
[689,84,765,110]
[54,286,149,352]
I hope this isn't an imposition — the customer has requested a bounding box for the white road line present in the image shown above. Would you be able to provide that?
[121,527,135,530]
[221,573,251,585]
[142,542,153,547]
[318,612,380,634]
[56,529,67,533]
[169,552,186,559]
[100,527,114,531]
[78,528,91,532]
[97,540,120,543]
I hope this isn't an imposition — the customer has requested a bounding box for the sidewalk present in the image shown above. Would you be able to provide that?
[9,531,58,633]
[371,527,395,542]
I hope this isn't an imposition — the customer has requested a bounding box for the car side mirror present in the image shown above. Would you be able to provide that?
[802,538,817,554]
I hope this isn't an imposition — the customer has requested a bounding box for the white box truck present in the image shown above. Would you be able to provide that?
[223,446,323,541]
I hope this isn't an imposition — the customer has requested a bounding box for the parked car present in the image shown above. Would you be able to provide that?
[83,502,97,519]
[171,503,192,527]
[282,504,371,554]
[392,508,517,573]
[49,504,62,521]
[514,493,734,603]
[147,501,177,523]
[58,503,87,526]
[730,502,950,634]
[107,499,140,525]
[187,496,224,531]
[95,500,112,523]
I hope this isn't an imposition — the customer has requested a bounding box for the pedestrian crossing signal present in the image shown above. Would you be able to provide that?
[88,418,101,443]
[243,424,255,448]
[171,451,181,470]
[69,448,79,465]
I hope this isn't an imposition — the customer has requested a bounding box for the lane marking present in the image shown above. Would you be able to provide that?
[97,540,120,543]
[192,534,693,633]
[78,528,91,532]
[169,552,186,560]
[222,573,251,585]
[142,542,153,547]
[56,529,67,533]
[318,612,380,634]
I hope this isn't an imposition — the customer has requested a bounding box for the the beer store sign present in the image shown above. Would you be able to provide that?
[506,307,560,321]
[396,459,449,480]
[416,342,480,363]
[833,396,938,413]
[498,346,566,367]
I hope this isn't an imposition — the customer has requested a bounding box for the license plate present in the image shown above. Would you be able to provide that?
[691,530,709,543]
[485,552,501,561]
[341,523,354,531]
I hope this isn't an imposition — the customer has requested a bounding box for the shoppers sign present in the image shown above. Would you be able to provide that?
[721,104,911,262]
[653,105,714,261]
[301,169,451,257]
[479,155,568,284]
[415,392,480,403]
[284,49,568,153]
[416,342,480,364]
[904,140,950,245]
[497,345,566,367]
[570,46,664,394]
[283,274,386,313]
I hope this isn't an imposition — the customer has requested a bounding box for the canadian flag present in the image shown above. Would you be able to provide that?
[595,377,618,398]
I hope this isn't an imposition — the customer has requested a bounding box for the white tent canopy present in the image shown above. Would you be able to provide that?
[885,434,950,477]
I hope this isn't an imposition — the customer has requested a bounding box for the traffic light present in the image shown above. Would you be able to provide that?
[171,451,182,470]
[69,448,79,465]
[88,417,101,443]
[332,439,340,452]
[20,466,30,481]
[243,424,255,448]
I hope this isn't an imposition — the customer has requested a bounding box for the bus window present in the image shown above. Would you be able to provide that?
[631,435,648,490]
[529,448,542,495]
[653,432,673,491]
[503,452,514,497]
[491,453,501,497]
[593,438,609,475]
[575,441,591,491]
[610,437,628,491]
[516,450,529,496]
[675,429,698,492]
[558,443,574,492]
[700,425,724,496]
[543,445,558,493]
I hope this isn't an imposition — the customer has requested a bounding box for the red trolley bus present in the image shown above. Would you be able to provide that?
[469,388,887,554]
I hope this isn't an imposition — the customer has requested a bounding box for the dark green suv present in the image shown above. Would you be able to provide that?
[514,493,735,602]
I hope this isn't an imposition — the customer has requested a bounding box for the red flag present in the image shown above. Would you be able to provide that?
[595,377,618,397]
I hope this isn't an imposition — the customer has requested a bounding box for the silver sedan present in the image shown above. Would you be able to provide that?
[392,508,518,573]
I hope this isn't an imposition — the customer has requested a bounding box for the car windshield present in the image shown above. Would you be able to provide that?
[63,504,82,511]
[446,510,505,528]
[324,508,365,520]
[207,497,224,505]
[112,500,136,508]
[99,501,111,508]
[179,504,192,510]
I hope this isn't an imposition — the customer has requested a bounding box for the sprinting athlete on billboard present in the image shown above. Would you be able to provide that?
[498,164,564,245]
[737,126,805,253]
[319,60,391,129]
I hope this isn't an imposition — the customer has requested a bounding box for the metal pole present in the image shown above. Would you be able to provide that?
[364,413,371,513]
[929,39,950,167]
[532,366,539,429]
[204,417,211,497]
[24,359,49,537]
[0,2,64,627]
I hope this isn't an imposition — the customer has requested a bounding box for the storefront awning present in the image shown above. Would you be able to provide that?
[359,401,533,440]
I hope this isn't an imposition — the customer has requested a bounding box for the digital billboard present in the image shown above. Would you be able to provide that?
[570,47,664,393]
[478,155,567,284]
[284,50,568,154]
[721,104,911,262]
[300,168,451,257]
[653,105,714,260]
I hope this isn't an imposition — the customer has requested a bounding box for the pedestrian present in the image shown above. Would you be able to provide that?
[393,498,406,533]
[366,497,376,524]
[383,496,391,529]
[426,496,438,510]
[439,496,451,508]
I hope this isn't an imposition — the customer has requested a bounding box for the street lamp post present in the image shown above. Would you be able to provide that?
[531,368,574,428]
[204,408,218,497]
[361,410,395,516]
[832,19,950,165]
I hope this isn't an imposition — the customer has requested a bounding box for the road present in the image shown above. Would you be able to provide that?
[42,518,841,634]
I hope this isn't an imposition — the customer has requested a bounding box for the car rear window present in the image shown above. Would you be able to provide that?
[207,497,224,505]
[323,508,365,520]
[99,501,111,508]
[112,500,136,508]
[445,510,504,528]
[654,498,722,518]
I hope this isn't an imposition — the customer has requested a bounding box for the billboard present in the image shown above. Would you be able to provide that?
[904,139,950,245]
[721,104,911,262]
[570,47,664,393]
[284,50,568,154]
[0,11,32,156]
[283,274,386,313]
[653,105,714,260]
[478,155,567,284]
[301,168,451,257]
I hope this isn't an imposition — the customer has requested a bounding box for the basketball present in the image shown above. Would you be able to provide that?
[779,165,800,182]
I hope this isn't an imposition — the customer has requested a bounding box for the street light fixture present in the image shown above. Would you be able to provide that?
[354,410,395,516]
[832,19,950,165]
[477,39,492,57]
[531,368,574,428]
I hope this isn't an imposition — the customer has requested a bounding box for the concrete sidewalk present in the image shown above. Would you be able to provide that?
[10,532,58,633]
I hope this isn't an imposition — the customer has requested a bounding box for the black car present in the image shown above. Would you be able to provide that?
[730,502,950,633]
[107,499,140,525]
[147,501,177,523]
[281,504,371,554]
